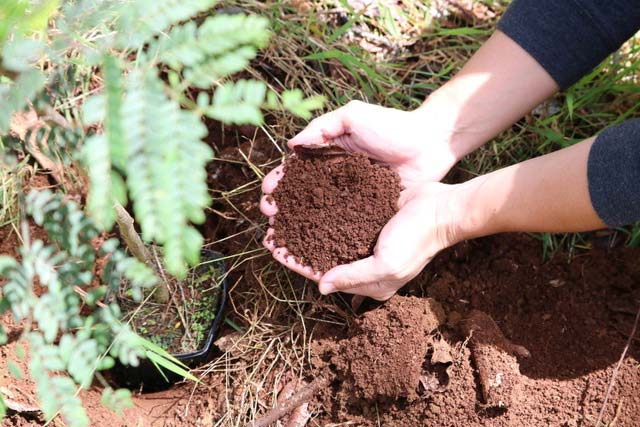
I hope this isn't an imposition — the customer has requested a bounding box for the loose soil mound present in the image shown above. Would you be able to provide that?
[314,296,445,401]
[271,148,401,272]
[311,235,640,426]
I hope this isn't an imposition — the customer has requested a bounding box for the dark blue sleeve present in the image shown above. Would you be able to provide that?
[588,119,640,227]
[497,0,640,89]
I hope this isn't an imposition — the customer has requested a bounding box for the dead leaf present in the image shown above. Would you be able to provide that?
[430,338,453,365]
[419,372,448,395]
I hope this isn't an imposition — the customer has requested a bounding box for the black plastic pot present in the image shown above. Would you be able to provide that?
[109,249,228,391]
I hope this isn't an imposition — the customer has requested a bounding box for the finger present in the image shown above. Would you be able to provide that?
[287,108,348,150]
[337,282,397,302]
[262,228,277,251]
[262,165,285,194]
[318,256,385,294]
[272,247,322,281]
[260,194,278,216]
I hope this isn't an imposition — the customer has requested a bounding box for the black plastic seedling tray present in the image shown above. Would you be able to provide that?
[110,249,228,391]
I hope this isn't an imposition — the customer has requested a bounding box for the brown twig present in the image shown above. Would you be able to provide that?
[114,202,170,303]
[245,376,329,427]
[595,303,640,426]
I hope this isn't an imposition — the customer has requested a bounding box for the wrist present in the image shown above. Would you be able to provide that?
[447,175,502,242]
[415,83,488,162]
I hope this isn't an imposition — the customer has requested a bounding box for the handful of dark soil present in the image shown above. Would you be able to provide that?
[271,147,401,273]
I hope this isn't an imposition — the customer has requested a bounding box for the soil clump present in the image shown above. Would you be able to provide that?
[271,148,401,273]
[313,296,445,401]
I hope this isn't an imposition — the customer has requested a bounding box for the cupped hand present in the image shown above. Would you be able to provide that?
[286,100,459,185]
[315,183,465,300]
[260,100,465,299]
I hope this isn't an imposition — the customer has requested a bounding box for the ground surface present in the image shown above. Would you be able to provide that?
[3,174,640,426]
[2,1,640,426]
[308,235,640,426]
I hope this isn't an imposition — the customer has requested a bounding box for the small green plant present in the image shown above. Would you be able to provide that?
[0,0,324,425]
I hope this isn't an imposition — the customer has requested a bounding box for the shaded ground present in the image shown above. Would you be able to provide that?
[3,139,640,426]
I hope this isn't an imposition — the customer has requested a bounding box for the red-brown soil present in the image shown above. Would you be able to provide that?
[270,148,401,272]
[4,154,640,427]
[313,296,445,401]
[309,235,640,426]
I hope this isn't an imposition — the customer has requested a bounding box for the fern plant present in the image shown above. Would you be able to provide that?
[0,0,324,425]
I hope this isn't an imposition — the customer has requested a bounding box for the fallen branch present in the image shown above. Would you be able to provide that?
[245,376,329,427]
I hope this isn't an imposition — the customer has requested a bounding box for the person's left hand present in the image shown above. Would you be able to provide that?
[261,168,470,300]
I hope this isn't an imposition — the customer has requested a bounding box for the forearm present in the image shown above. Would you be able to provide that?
[454,136,605,239]
[417,31,559,160]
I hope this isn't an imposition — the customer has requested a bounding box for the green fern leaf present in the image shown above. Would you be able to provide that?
[185,46,258,88]
[101,388,133,416]
[116,0,219,49]
[121,67,212,276]
[281,89,326,120]
[28,333,89,427]
[156,13,270,88]
[206,79,267,125]
[82,55,127,229]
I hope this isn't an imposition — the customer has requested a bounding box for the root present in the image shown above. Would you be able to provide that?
[246,376,329,427]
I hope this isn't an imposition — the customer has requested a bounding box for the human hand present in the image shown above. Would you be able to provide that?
[260,101,471,299]
[285,100,461,185]
[261,170,468,300]
[312,183,468,300]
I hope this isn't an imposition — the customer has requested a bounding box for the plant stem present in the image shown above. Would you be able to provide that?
[114,202,170,303]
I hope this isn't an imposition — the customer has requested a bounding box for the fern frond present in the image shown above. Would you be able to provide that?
[101,388,133,416]
[25,190,97,266]
[29,332,90,427]
[121,67,212,276]
[101,239,157,302]
[156,13,270,88]
[206,79,267,125]
[185,46,258,88]
[116,0,219,49]
[281,89,326,120]
[82,55,127,229]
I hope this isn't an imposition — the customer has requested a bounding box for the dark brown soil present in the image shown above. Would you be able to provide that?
[310,235,640,426]
[271,148,401,272]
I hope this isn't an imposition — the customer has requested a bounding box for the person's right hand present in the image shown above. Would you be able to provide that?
[285,100,462,185]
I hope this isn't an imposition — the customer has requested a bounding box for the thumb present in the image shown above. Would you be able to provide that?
[288,108,348,149]
[318,256,382,295]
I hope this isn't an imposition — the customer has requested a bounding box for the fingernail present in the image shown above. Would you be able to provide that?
[319,282,335,295]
